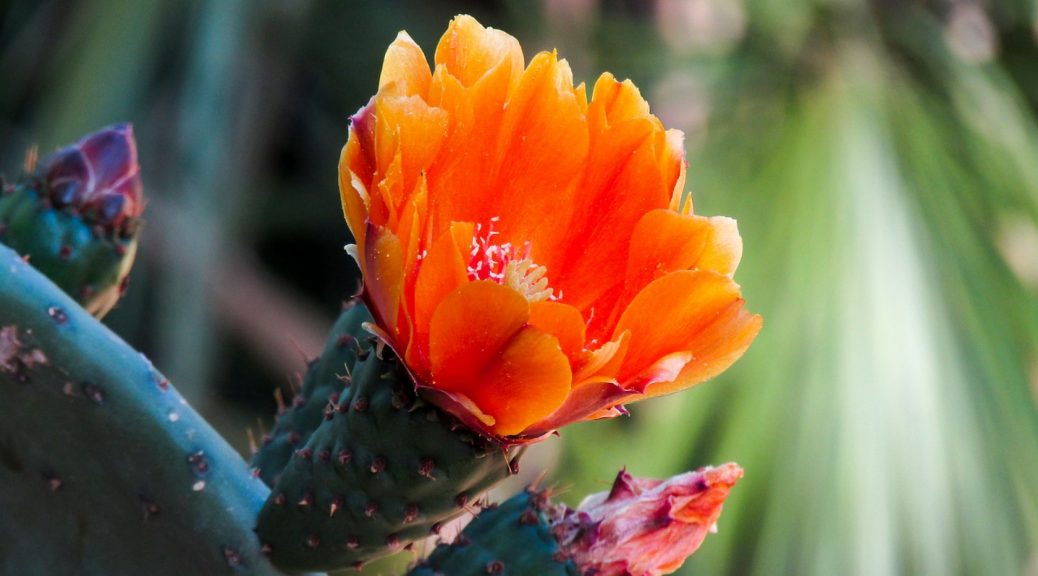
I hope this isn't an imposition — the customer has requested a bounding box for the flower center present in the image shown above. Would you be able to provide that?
[467,217,556,303]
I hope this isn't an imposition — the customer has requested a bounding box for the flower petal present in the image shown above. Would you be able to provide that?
[528,300,586,362]
[364,224,406,343]
[428,281,571,435]
[434,15,524,90]
[379,31,432,98]
[612,270,754,386]
[407,221,474,373]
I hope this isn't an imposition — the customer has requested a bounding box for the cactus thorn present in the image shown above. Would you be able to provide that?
[273,493,287,506]
[297,492,314,509]
[318,449,331,463]
[346,536,359,549]
[140,497,160,520]
[364,501,378,518]
[486,560,504,574]
[306,534,320,549]
[81,382,105,405]
[369,456,385,475]
[297,448,313,461]
[23,145,38,173]
[47,306,68,324]
[274,387,287,414]
[223,547,243,568]
[418,458,436,479]
[330,496,343,517]
[43,472,62,492]
[404,503,420,524]
[337,449,353,466]
[352,396,368,412]
[246,428,259,455]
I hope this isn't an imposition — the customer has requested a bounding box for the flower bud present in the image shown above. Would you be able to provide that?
[38,123,142,233]
[550,463,743,576]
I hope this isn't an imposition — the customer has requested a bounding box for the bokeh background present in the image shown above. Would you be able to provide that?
[3,0,1038,574]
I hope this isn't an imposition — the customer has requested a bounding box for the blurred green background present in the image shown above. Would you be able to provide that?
[2,0,1037,574]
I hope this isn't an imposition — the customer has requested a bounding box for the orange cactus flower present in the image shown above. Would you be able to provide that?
[339,15,761,440]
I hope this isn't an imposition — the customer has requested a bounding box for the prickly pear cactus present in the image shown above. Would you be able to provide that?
[0,244,286,576]
[0,125,142,317]
[408,490,577,576]
[251,301,374,486]
[255,345,521,572]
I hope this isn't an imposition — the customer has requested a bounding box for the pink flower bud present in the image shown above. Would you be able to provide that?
[550,463,743,576]
[39,124,142,231]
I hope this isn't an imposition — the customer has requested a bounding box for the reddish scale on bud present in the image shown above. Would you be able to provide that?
[37,124,143,234]
[549,464,743,576]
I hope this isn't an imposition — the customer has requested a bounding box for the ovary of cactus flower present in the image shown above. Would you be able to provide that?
[549,464,743,576]
[38,123,143,233]
[339,15,761,442]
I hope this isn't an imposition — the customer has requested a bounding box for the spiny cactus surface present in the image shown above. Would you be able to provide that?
[0,243,288,576]
[251,301,374,487]
[256,346,522,572]
[408,490,577,576]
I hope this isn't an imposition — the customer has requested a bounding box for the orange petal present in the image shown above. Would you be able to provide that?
[612,270,752,385]
[589,73,651,129]
[645,300,761,397]
[364,224,406,343]
[488,51,589,266]
[553,120,667,314]
[374,95,448,208]
[528,301,586,362]
[696,216,742,276]
[428,281,571,436]
[434,15,524,90]
[623,210,743,304]
[408,221,474,373]
[379,31,432,98]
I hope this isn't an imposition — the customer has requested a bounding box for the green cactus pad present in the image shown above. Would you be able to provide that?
[408,490,578,576]
[255,346,522,572]
[0,243,287,576]
[0,183,137,317]
[251,301,374,486]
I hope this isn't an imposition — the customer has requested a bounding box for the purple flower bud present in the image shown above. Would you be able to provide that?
[39,124,142,231]
[549,464,743,576]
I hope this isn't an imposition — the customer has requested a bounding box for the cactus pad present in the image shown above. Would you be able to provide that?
[0,243,286,576]
[255,346,521,572]
[408,490,577,576]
